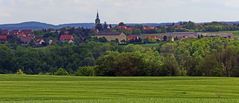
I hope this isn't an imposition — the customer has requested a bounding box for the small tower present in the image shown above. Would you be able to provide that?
[103,21,108,30]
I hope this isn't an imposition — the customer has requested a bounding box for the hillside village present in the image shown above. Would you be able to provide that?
[93,12,234,43]
[0,12,236,46]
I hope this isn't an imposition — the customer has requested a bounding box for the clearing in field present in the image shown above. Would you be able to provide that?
[0,75,239,103]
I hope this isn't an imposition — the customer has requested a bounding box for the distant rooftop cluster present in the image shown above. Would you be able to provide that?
[0,12,237,46]
[0,29,76,46]
[92,12,234,44]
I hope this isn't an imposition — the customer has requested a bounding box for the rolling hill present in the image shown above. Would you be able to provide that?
[0,21,95,30]
[1,21,239,30]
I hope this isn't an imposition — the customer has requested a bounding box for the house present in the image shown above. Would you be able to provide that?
[127,35,141,41]
[95,32,127,43]
[221,33,233,39]
[170,32,198,41]
[34,37,46,46]
[20,29,33,34]
[10,30,20,35]
[127,35,142,42]
[160,32,198,41]
[115,26,137,31]
[200,32,233,39]
[59,34,74,43]
[15,30,34,44]
[17,30,33,37]
[0,30,9,42]
[143,35,160,41]
[19,36,32,44]
[49,39,53,45]
[1,30,9,35]
[143,26,155,31]
[0,34,8,42]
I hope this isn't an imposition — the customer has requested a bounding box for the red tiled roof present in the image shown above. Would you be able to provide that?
[144,35,160,39]
[97,32,122,36]
[127,35,140,41]
[116,26,136,31]
[60,34,74,41]
[0,35,8,41]
[143,26,155,30]
[10,30,20,35]
[116,26,128,29]
[1,30,9,34]
[16,31,34,43]
[19,36,32,43]
[21,29,32,34]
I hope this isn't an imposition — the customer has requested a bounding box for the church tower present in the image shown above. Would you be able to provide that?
[95,12,101,25]
[95,11,102,31]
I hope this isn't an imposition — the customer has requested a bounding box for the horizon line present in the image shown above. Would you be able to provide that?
[1,20,239,25]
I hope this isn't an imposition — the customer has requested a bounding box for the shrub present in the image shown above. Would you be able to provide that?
[76,66,95,76]
[54,68,69,76]
[16,69,25,75]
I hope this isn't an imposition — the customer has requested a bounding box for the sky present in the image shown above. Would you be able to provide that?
[0,0,239,24]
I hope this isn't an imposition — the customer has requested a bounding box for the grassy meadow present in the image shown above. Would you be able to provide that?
[0,75,239,103]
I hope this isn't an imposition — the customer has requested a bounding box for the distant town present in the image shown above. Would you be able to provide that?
[3,0,239,102]
[0,12,238,47]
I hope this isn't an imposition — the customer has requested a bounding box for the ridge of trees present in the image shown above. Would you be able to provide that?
[1,38,239,77]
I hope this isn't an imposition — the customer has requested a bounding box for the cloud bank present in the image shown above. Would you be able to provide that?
[0,0,238,24]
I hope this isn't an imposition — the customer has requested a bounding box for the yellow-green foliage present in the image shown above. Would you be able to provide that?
[54,68,69,76]
[16,69,25,75]
[76,66,95,76]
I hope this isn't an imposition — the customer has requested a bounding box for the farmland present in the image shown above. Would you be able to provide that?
[0,75,239,103]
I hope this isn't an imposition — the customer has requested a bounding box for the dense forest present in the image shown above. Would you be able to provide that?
[1,37,239,77]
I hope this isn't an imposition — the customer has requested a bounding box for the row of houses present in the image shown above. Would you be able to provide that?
[34,32,74,46]
[94,32,234,43]
[0,30,75,45]
[0,29,34,43]
[0,29,233,45]
[115,25,156,31]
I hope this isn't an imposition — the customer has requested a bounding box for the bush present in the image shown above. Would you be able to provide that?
[54,68,69,76]
[16,69,25,75]
[76,66,95,76]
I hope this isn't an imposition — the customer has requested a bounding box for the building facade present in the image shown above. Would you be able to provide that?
[95,32,127,43]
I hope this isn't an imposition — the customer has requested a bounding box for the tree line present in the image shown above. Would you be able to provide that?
[118,21,239,34]
[1,38,239,76]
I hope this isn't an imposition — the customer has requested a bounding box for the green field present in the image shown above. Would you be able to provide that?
[1,75,239,103]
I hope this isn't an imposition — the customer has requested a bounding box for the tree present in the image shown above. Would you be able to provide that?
[16,69,25,75]
[214,46,238,77]
[161,55,180,76]
[96,45,163,76]
[197,54,223,76]
[76,66,95,76]
[0,45,16,73]
[118,22,126,26]
[54,68,69,76]
[98,37,107,42]
[184,21,196,30]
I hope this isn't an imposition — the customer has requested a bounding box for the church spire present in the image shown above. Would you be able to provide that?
[96,11,99,19]
[95,11,102,31]
[95,11,101,25]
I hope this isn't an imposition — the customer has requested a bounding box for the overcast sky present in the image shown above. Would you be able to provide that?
[0,0,239,24]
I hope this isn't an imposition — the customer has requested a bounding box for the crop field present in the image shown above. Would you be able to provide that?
[0,75,239,103]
